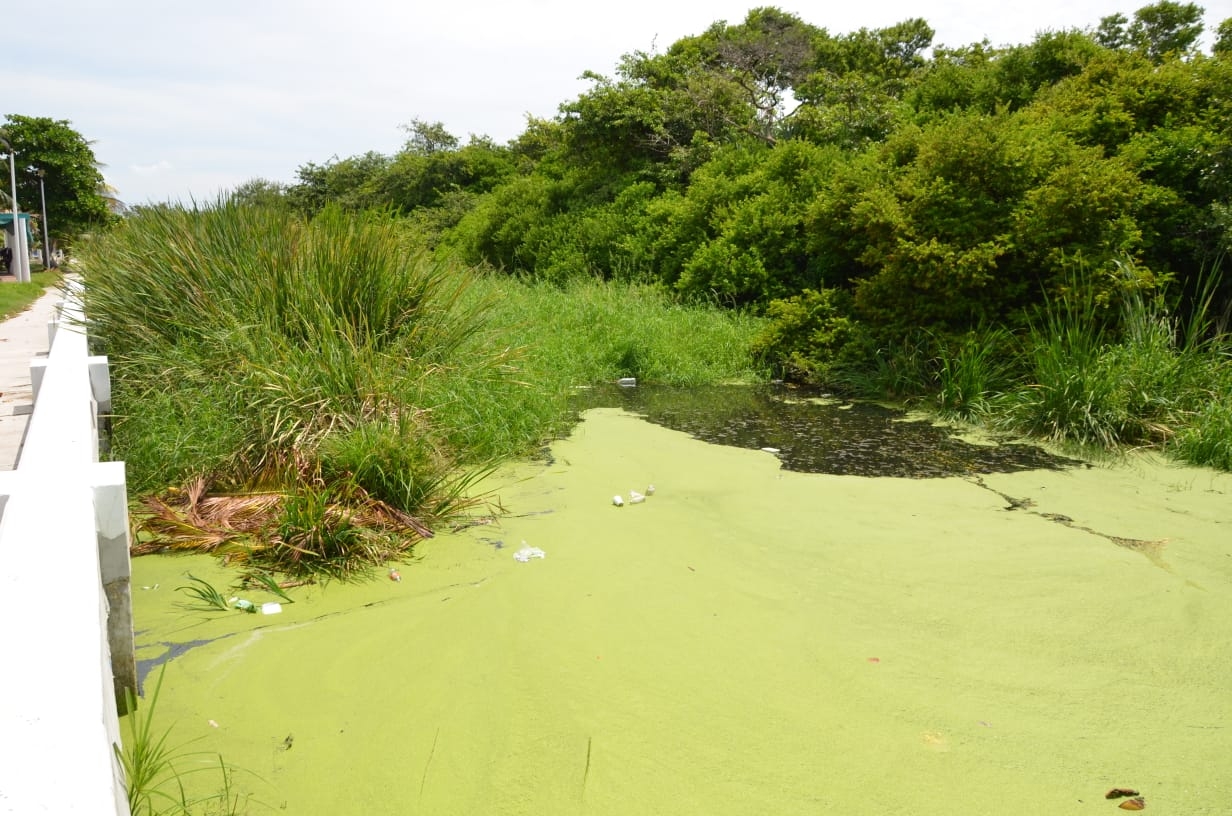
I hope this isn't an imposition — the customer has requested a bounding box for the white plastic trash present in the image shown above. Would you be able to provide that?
[514,543,546,562]
[613,495,624,506]
[618,377,637,387]
[261,602,283,615]
[628,490,645,504]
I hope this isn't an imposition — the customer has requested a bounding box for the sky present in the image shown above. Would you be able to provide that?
[13,0,1232,206]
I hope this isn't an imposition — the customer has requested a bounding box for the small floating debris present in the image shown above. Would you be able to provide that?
[646,484,655,495]
[1118,797,1146,811]
[231,598,257,613]
[760,447,780,454]
[261,602,282,615]
[612,495,624,507]
[618,377,637,387]
[1106,789,1141,800]
[208,719,220,728]
[389,568,402,582]
[628,490,646,504]
[514,543,546,562]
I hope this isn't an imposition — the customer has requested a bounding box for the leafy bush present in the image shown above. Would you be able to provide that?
[751,288,858,382]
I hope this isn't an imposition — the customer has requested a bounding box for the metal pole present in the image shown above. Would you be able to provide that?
[37,169,53,269]
[2,137,17,276]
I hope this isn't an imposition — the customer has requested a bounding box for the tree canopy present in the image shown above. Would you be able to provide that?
[0,115,115,245]
[266,2,1231,372]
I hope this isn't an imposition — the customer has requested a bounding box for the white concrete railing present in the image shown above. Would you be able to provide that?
[0,279,134,816]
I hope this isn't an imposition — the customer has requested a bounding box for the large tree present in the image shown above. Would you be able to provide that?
[1095,1,1205,62]
[0,115,115,246]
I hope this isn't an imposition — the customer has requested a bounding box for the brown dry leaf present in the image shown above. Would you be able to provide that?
[1118,796,1146,811]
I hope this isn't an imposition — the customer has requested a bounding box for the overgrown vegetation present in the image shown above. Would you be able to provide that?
[78,202,764,577]
[70,3,1232,578]
[256,2,1232,468]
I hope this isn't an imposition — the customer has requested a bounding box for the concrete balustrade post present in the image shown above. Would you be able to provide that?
[94,460,136,711]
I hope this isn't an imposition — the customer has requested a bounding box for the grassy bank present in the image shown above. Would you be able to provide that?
[425,275,768,461]
[77,201,766,578]
[832,265,1232,471]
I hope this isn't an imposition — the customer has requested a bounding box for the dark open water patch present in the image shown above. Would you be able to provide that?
[573,384,1081,478]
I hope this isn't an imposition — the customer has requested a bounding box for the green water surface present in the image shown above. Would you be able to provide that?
[131,408,1232,815]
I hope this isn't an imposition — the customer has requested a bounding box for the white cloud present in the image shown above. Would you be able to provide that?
[130,160,172,176]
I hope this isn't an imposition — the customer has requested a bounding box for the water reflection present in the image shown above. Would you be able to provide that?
[573,384,1078,477]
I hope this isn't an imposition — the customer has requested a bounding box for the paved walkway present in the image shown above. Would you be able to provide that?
[0,284,64,470]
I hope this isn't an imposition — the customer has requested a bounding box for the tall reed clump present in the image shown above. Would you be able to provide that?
[929,325,1019,420]
[78,201,505,578]
[990,260,1232,459]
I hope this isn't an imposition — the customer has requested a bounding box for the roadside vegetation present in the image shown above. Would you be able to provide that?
[0,268,61,318]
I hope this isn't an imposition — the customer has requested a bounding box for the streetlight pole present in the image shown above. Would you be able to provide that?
[36,168,53,269]
[0,136,30,282]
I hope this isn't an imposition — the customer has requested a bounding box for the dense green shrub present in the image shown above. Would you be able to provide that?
[751,288,858,382]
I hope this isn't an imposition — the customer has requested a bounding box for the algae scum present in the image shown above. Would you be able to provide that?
[132,391,1232,815]
[575,384,1076,476]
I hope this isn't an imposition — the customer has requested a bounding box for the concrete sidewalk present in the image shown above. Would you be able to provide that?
[0,284,65,470]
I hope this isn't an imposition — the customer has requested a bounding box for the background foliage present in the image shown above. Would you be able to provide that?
[0,114,116,245]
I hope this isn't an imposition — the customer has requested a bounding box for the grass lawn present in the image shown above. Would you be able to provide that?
[0,268,61,319]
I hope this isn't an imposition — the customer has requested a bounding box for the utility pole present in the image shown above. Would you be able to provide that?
[36,168,54,269]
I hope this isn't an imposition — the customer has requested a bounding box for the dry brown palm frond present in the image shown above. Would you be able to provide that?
[183,475,210,526]
[132,507,240,555]
[194,493,283,531]
[134,488,279,555]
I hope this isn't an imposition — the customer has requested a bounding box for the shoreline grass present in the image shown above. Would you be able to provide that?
[867,263,1232,471]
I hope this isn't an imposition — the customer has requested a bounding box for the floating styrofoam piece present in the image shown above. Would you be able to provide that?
[628,490,645,504]
[261,602,283,615]
[613,495,624,506]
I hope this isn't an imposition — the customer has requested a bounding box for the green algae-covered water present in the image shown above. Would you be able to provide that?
[131,406,1232,815]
